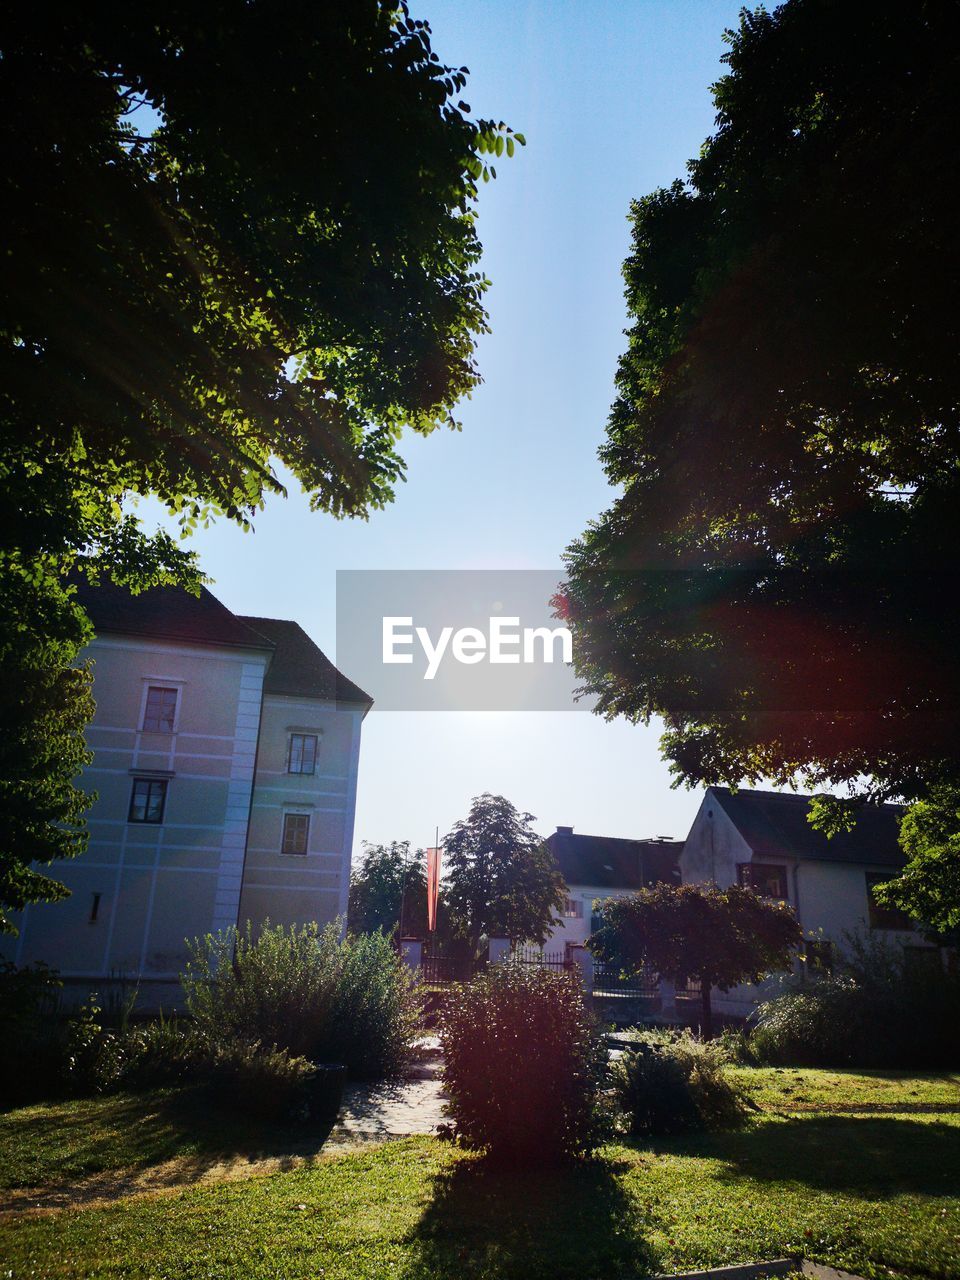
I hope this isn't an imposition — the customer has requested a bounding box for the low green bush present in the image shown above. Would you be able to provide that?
[611,1028,748,1136]
[63,995,129,1095]
[750,932,960,1069]
[181,919,420,1079]
[205,1040,319,1123]
[439,963,607,1165]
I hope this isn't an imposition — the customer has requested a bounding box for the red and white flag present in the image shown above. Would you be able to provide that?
[425,846,441,932]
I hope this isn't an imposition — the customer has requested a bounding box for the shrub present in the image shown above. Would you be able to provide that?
[439,963,607,1165]
[63,995,130,1095]
[181,919,420,1078]
[611,1028,748,1136]
[318,930,421,1079]
[750,931,960,1068]
[205,1040,319,1123]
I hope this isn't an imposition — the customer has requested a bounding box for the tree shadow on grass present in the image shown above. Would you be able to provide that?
[0,1087,337,1200]
[659,1114,960,1199]
[400,1152,660,1280]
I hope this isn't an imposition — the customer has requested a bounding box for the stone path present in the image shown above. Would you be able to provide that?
[328,1051,446,1144]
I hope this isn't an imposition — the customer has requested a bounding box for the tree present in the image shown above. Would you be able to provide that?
[562,3,960,817]
[348,841,430,939]
[873,787,960,934]
[443,794,566,954]
[0,1,520,926]
[589,883,802,1037]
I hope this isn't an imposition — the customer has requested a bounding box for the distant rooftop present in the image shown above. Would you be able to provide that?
[709,786,906,868]
[75,578,371,708]
[545,826,682,890]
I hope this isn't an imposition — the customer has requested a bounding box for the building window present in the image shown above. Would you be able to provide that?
[89,892,101,924]
[142,685,178,733]
[287,733,318,776]
[128,777,167,824]
[866,873,913,930]
[737,862,788,900]
[562,897,583,919]
[281,812,310,855]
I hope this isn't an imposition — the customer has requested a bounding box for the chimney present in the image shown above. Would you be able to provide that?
[556,825,574,835]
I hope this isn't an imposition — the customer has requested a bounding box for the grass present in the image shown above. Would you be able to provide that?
[1,1070,959,1279]
[1,1121,959,1280]
[729,1066,960,1112]
[0,1088,333,1191]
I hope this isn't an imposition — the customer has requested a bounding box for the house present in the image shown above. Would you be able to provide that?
[545,825,682,949]
[1,579,371,1002]
[681,785,936,1016]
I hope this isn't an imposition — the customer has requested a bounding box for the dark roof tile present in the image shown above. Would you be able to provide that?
[710,786,905,867]
[75,577,271,650]
[239,616,371,706]
[545,829,682,889]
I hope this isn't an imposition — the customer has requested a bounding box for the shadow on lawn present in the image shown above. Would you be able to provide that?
[666,1114,960,1199]
[1,1088,336,1199]
[400,1154,660,1280]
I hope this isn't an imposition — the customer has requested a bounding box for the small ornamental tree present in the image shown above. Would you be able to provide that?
[590,883,802,1037]
[439,964,606,1164]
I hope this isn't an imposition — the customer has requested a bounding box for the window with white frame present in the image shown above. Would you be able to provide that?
[281,812,310,855]
[562,897,583,919]
[141,685,179,733]
[287,733,318,775]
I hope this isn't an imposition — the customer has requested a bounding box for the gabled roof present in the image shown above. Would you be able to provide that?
[545,828,682,890]
[238,616,371,707]
[74,577,272,651]
[709,786,906,868]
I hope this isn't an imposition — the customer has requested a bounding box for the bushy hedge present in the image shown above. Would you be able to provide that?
[750,933,960,1069]
[4,920,417,1113]
[611,1028,748,1136]
[439,963,607,1165]
[182,920,420,1079]
[58,1001,325,1122]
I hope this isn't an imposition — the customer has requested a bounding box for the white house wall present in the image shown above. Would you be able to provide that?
[549,885,637,948]
[680,794,753,892]
[3,635,269,982]
[238,695,362,934]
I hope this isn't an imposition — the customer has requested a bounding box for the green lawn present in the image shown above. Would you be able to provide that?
[2,1121,959,1280]
[729,1066,960,1112]
[2,1071,959,1280]
[0,1088,333,1191]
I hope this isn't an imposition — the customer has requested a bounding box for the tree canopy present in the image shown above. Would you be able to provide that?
[348,841,432,939]
[874,787,960,934]
[443,793,566,953]
[0,0,520,928]
[562,0,960,813]
[589,882,802,1036]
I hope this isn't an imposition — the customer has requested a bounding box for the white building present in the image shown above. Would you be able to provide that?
[2,579,371,1001]
[544,825,682,949]
[681,786,936,1016]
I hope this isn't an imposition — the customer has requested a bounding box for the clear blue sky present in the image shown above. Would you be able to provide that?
[144,0,747,856]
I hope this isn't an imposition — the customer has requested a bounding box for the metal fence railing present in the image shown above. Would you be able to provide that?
[592,962,659,999]
[419,952,483,986]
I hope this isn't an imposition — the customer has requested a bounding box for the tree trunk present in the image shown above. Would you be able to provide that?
[700,976,713,1039]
